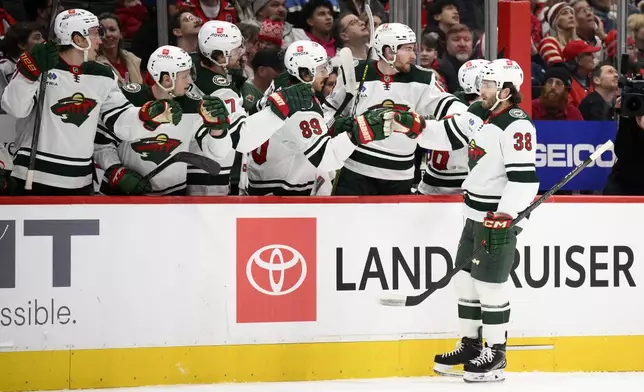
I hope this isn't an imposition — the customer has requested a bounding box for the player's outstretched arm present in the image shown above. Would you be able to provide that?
[391,110,473,151]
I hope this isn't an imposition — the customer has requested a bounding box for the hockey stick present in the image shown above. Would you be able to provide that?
[349,4,375,119]
[327,47,357,128]
[379,139,614,307]
[25,0,59,190]
[144,151,221,182]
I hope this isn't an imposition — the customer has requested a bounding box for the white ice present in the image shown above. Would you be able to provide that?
[48,372,644,392]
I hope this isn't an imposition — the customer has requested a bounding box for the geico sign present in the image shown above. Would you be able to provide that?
[535,143,615,168]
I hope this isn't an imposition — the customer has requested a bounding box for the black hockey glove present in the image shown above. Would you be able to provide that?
[267,83,315,120]
[482,212,513,254]
[139,99,183,131]
[105,166,152,195]
[16,41,59,81]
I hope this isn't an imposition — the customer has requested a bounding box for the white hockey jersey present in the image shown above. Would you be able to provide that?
[184,61,284,195]
[93,83,234,195]
[323,61,467,181]
[2,60,156,190]
[417,102,539,222]
[246,105,356,196]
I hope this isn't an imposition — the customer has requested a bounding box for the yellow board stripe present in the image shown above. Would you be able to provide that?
[2,336,643,391]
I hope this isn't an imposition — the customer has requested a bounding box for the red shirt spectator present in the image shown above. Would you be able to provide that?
[538,2,577,66]
[532,67,584,121]
[116,0,148,39]
[177,0,237,24]
[563,39,600,107]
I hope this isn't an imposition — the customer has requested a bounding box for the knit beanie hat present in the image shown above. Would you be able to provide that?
[543,66,572,89]
[546,2,574,32]
[252,0,271,15]
[258,19,284,47]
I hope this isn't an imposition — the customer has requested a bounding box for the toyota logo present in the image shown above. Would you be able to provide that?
[246,244,307,296]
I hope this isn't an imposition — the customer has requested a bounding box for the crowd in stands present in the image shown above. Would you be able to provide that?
[0,0,637,122]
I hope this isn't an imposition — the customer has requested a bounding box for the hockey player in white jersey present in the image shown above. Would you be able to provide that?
[246,40,394,196]
[94,45,237,195]
[2,9,185,195]
[391,59,539,383]
[418,59,489,195]
[322,22,467,195]
[185,20,299,195]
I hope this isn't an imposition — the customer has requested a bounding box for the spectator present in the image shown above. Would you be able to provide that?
[333,12,369,60]
[458,0,484,36]
[252,0,295,49]
[603,113,644,195]
[572,0,604,62]
[130,1,182,72]
[562,39,600,107]
[579,63,618,120]
[423,0,460,58]
[116,0,149,39]
[299,0,337,57]
[169,11,202,54]
[532,67,584,120]
[176,0,238,24]
[234,0,256,22]
[23,0,63,36]
[96,13,144,86]
[604,29,640,76]
[539,2,577,66]
[628,13,644,64]
[251,46,284,94]
[419,33,439,70]
[238,22,261,78]
[437,23,473,94]
[287,0,340,29]
[338,0,385,22]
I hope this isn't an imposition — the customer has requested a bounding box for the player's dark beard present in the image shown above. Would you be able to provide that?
[540,87,569,113]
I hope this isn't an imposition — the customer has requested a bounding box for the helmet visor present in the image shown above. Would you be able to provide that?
[315,60,332,78]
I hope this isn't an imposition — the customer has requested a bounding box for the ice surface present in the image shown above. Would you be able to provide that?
[47,372,644,392]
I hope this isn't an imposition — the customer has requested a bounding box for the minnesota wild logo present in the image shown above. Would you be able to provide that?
[50,93,97,126]
[468,139,486,170]
[130,134,182,164]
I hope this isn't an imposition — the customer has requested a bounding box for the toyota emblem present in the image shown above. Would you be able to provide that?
[246,244,307,296]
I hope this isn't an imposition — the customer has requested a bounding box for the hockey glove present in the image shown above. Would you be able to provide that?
[267,83,315,120]
[350,109,393,145]
[139,99,183,131]
[389,111,427,139]
[199,96,230,133]
[16,41,59,81]
[105,166,153,195]
[482,212,513,254]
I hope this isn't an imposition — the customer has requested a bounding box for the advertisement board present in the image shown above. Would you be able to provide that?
[0,197,642,390]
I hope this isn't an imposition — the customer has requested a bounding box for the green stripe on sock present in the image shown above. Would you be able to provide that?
[482,308,511,325]
[458,304,482,320]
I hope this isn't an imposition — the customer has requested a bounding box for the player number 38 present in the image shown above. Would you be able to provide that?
[513,132,533,151]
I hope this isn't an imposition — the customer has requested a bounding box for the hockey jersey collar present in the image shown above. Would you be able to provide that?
[58,57,83,78]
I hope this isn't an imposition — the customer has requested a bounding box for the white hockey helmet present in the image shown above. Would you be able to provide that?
[373,23,417,66]
[198,20,245,67]
[478,58,524,110]
[54,9,101,60]
[147,45,195,94]
[284,40,331,84]
[458,59,491,95]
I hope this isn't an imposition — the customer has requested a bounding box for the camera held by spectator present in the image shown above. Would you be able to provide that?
[619,54,644,118]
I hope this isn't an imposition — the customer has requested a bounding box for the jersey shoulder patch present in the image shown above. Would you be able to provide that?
[121,83,153,106]
[82,61,118,79]
[490,106,533,131]
[122,82,142,93]
[212,74,230,86]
